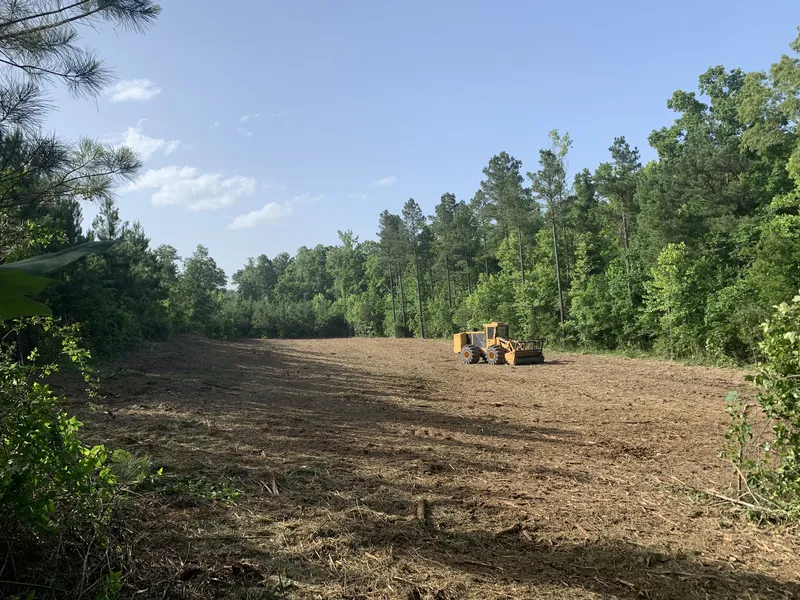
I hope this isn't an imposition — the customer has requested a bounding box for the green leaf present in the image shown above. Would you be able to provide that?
[0,241,116,277]
[0,294,53,320]
[0,269,55,295]
[0,270,57,320]
[0,241,116,321]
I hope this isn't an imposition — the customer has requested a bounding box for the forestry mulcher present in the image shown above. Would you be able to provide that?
[454,322,545,366]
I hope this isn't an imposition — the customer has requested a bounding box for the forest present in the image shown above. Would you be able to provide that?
[24,42,800,363]
[1,2,800,598]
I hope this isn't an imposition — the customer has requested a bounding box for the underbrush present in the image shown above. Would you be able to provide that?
[722,294,800,522]
[0,319,160,599]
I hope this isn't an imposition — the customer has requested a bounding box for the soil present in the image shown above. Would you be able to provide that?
[70,336,800,599]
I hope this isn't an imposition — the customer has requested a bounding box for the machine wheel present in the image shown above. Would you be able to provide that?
[486,345,506,365]
[460,344,481,364]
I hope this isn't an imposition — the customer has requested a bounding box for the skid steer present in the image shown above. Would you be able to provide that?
[453,322,545,366]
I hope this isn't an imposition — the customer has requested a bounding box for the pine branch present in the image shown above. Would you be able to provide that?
[0,55,95,84]
[0,6,107,42]
[0,0,91,31]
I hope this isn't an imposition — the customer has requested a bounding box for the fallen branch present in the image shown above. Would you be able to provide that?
[455,559,502,570]
[188,534,273,540]
[672,478,791,519]
[645,569,722,579]
[100,371,125,381]
[494,522,523,537]
[201,380,242,391]
[699,489,789,517]
[0,580,67,593]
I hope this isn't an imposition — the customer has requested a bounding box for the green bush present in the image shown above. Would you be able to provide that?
[748,293,800,506]
[0,318,158,598]
[725,292,800,519]
[644,243,712,358]
[0,319,116,535]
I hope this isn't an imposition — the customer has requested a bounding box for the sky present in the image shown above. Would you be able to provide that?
[46,0,800,280]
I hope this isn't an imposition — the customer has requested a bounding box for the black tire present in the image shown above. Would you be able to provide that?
[486,345,506,365]
[460,344,481,364]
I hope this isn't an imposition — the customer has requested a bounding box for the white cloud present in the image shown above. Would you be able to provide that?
[229,202,292,230]
[270,112,286,122]
[237,127,254,137]
[293,193,323,205]
[113,121,180,161]
[210,121,220,128]
[350,193,368,200]
[126,166,257,211]
[262,180,287,192]
[239,113,261,123]
[108,78,161,103]
[227,192,323,230]
[373,176,397,186]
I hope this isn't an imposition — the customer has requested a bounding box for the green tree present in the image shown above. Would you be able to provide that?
[479,152,531,285]
[273,245,332,303]
[233,254,277,301]
[595,137,641,300]
[528,131,572,327]
[430,193,458,309]
[644,243,713,357]
[174,245,226,331]
[402,198,426,338]
[326,230,366,302]
[377,210,406,329]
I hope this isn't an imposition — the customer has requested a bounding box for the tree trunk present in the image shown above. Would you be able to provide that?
[466,258,472,294]
[398,263,407,326]
[621,212,633,302]
[445,258,452,308]
[388,263,397,327]
[483,236,489,276]
[551,216,565,326]
[413,251,425,338]
[561,222,572,288]
[517,224,526,286]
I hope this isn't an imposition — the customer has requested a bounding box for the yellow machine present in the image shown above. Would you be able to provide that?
[453,322,545,366]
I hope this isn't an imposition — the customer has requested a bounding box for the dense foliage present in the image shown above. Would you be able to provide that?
[724,293,800,519]
[5,31,798,363]
[198,33,800,362]
[750,293,800,511]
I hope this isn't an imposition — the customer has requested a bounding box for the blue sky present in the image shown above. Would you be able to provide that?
[47,0,800,280]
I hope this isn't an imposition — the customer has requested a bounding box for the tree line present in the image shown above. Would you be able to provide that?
[216,44,800,362]
[4,29,800,366]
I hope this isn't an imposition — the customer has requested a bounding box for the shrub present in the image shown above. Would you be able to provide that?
[0,320,115,534]
[724,292,800,519]
[0,318,156,596]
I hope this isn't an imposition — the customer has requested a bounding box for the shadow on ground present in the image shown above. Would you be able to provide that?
[49,336,800,600]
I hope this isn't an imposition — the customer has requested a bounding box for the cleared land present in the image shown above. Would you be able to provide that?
[72,336,800,599]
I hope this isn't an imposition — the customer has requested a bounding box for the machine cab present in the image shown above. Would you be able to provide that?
[484,322,509,346]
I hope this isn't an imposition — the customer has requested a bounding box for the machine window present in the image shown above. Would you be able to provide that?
[486,326,495,340]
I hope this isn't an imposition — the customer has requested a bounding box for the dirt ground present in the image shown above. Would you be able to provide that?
[71,336,800,599]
